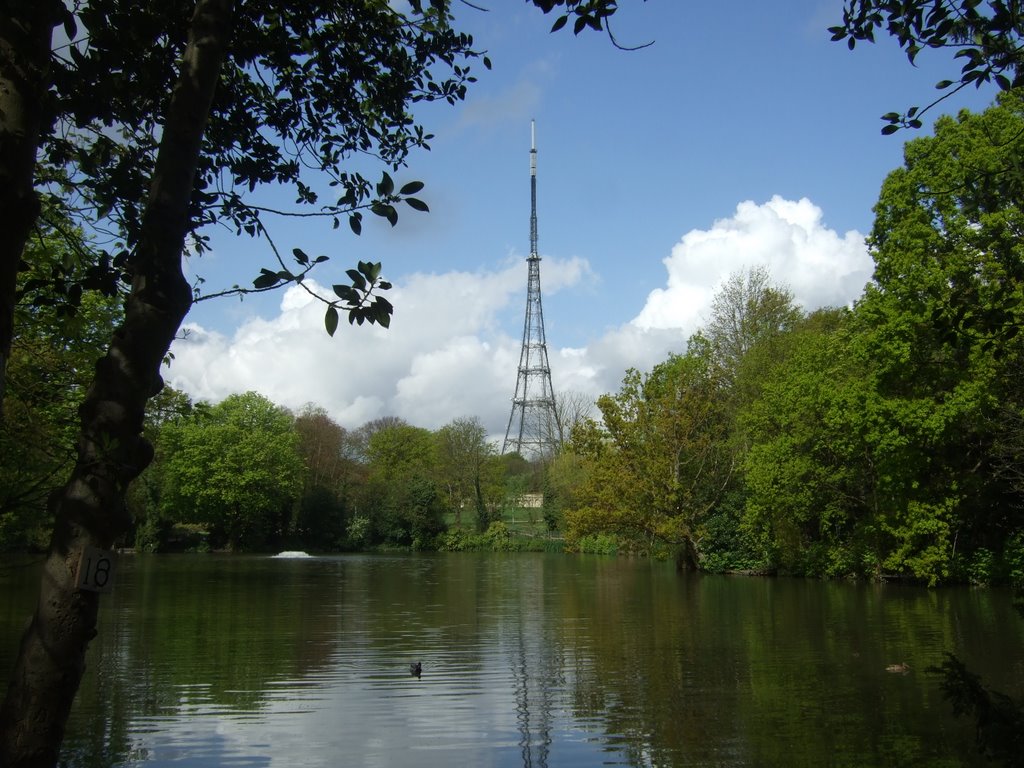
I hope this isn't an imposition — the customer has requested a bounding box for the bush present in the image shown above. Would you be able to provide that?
[346,516,371,548]
[573,533,618,556]
[483,521,514,552]
[1003,533,1024,588]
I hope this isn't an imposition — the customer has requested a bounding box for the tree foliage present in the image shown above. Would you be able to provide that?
[567,351,733,566]
[831,0,1024,132]
[435,416,500,529]
[0,220,122,549]
[159,392,303,550]
[562,98,1024,586]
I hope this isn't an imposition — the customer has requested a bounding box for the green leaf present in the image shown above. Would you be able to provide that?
[349,213,362,236]
[372,203,399,227]
[359,261,382,281]
[399,180,425,195]
[550,15,568,33]
[293,247,309,265]
[62,10,77,40]
[253,269,280,289]
[881,124,901,135]
[333,284,358,302]
[377,171,395,197]
[406,197,430,212]
[346,269,367,291]
[325,306,339,336]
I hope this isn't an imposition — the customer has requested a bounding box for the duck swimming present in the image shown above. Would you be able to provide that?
[410,662,422,677]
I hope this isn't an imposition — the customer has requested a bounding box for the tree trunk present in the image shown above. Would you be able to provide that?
[0,0,63,416]
[674,537,700,572]
[0,2,232,765]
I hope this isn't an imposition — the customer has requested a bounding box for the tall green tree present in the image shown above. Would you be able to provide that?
[682,267,802,571]
[293,404,352,549]
[362,423,445,546]
[703,266,802,392]
[740,309,877,576]
[125,384,195,551]
[849,95,1024,583]
[159,392,303,550]
[435,416,498,528]
[744,97,1024,584]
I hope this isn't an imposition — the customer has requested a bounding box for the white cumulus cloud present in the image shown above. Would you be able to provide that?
[165,197,872,437]
[632,196,871,337]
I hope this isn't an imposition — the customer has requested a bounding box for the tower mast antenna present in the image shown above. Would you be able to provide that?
[502,121,563,460]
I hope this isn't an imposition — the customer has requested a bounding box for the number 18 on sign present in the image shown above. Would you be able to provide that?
[76,546,116,593]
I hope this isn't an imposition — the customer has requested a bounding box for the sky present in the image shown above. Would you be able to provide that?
[164,0,999,442]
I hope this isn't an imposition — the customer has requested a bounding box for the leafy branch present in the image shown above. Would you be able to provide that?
[533,0,654,51]
[830,0,1024,134]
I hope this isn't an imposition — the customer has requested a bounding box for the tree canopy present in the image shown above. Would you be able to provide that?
[831,0,1024,132]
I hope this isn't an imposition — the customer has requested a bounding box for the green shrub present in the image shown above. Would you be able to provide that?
[483,521,514,552]
[1003,533,1024,588]
[574,533,618,555]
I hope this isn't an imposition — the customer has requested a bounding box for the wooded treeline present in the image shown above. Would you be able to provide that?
[1,370,551,554]
[563,92,1024,587]
[5,94,1023,589]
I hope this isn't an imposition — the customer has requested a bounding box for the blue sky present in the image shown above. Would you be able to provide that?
[166,1,999,439]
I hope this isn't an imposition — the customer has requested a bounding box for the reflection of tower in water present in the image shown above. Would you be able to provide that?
[510,561,561,768]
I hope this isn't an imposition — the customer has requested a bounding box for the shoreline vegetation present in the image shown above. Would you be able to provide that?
[6,103,1024,593]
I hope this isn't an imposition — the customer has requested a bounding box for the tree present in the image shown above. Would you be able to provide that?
[0,1,63,414]
[0,2,627,762]
[703,266,801,390]
[159,392,303,550]
[363,423,444,546]
[830,0,1024,134]
[851,94,1024,583]
[740,309,876,575]
[682,267,801,571]
[125,384,195,551]
[435,416,497,528]
[554,389,596,443]
[0,221,122,550]
[566,350,733,568]
[292,405,352,549]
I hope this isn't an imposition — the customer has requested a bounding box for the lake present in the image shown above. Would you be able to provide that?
[1,552,1022,767]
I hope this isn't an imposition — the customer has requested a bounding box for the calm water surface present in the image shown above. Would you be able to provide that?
[2,552,1023,767]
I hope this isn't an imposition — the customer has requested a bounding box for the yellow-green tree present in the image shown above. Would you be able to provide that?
[567,351,733,567]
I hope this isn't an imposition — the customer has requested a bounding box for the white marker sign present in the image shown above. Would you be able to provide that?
[76,546,116,593]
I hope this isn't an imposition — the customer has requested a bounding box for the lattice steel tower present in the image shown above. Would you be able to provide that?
[502,122,562,459]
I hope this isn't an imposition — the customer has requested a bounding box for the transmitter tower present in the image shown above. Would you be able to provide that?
[502,122,562,459]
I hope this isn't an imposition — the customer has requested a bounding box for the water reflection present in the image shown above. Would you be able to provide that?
[0,553,1021,767]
